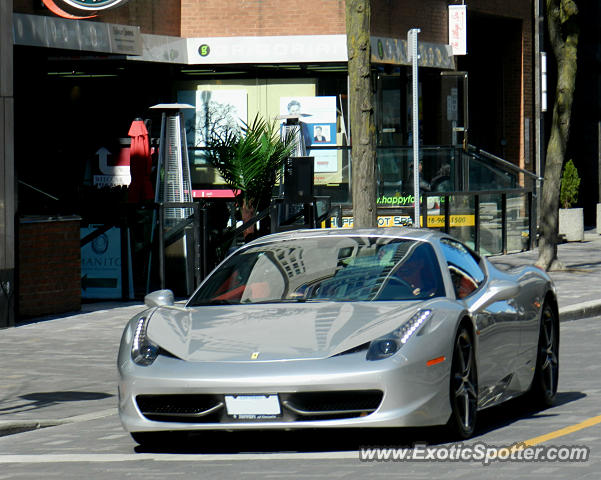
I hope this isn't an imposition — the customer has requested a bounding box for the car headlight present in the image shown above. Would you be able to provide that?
[366,310,432,361]
[131,316,159,366]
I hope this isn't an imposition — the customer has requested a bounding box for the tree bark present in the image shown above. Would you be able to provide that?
[346,0,377,228]
[536,0,579,271]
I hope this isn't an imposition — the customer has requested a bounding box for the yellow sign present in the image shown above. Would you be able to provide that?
[324,214,475,228]
[425,215,475,227]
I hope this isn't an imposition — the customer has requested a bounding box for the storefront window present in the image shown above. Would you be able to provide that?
[178,75,350,205]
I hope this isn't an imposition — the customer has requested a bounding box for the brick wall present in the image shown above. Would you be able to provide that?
[180,0,346,37]
[18,218,81,318]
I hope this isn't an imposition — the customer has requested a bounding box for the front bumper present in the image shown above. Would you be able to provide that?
[118,347,452,433]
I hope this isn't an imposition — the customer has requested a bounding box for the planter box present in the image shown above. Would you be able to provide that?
[559,208,584,242]
[18,216,82,318]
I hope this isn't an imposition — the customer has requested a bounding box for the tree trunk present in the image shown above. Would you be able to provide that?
[346,0,377,228]
[536,0,579,271]
[241,198,256,241]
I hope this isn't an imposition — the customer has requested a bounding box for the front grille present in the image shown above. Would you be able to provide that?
[284,390,382,414]
[136,394,223,423]
[136,390,383,424]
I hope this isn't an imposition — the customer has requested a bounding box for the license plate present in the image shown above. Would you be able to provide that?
[225,395,281,415]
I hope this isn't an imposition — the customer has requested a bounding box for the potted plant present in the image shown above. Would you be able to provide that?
[558,159,583,242]
[204,114,297,241]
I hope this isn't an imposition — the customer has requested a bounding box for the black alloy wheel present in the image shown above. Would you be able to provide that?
[530,303,559,407]
[447,326,478,439]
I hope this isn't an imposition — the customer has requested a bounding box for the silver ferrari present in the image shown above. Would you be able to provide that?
[118,228,559,445]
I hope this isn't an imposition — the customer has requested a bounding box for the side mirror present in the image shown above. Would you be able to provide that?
[468,279,519,314]
[144,289,175,308]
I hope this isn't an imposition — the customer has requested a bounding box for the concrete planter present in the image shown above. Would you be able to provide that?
[559,208,584,242]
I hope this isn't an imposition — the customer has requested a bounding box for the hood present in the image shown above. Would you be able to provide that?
[146,301,424,362]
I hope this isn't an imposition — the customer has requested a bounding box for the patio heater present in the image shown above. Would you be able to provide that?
[149,103,196,295]
[151,103,195,221]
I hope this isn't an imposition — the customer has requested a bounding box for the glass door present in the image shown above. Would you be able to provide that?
[440,71,468,148]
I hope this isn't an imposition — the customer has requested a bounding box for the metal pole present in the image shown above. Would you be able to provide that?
[0,1,15,327]
[534,0,544,231]
[474,194,480,254]
[409,28,421,227]
[501,194,507,255]
[158,204,165,290]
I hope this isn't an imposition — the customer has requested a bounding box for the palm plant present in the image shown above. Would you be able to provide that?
[205,114,297,239]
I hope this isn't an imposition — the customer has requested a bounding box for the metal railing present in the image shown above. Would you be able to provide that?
[80,202,208,299]
[420,189,535,256]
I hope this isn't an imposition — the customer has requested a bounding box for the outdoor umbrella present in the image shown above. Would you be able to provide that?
[127,119,154,202]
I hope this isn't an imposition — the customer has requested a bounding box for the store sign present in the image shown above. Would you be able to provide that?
[61,0,127,10]
[371,36,455,69]
[42,0,129,19]
[14,13,142,55]
[81,226,133,299]
[327,215,475,229]
[449,5,467,56]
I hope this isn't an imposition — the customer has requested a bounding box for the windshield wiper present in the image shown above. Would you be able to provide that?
[241,298,330,304]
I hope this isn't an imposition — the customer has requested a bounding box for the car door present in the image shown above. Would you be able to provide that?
[439,238,520,406]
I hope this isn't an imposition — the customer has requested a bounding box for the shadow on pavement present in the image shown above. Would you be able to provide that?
[132,391,586,454]
[472,390,585,438]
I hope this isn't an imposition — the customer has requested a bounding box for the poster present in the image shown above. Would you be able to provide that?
[81,227,133,299]
[279,96,340,180]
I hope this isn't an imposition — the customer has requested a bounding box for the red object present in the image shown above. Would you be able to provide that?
[41,0,96,19]
[192,189,239,198]
[127,120,154,202]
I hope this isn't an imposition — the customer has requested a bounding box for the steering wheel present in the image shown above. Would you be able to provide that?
[378,276,415,300]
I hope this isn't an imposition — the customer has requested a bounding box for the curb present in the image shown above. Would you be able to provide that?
[559,300,601,322]
[0,421,59,438]
[0,408,117,438]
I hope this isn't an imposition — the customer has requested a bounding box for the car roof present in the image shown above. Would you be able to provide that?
[242,227,446,247]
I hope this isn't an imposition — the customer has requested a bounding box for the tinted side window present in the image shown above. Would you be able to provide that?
[440,239,485,298]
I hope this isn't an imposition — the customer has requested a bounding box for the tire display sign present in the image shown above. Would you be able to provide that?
[51,0,127,11]
[42,0,129,19]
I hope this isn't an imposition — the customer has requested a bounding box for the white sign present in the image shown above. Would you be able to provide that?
[81,227,132,299]
[449,5,467,56]
[187,35,347,64]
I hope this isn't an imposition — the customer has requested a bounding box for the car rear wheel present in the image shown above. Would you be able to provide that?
[529,303,559,407]
[447,326,478,439]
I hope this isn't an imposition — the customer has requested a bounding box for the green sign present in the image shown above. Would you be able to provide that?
[199,44,211,57]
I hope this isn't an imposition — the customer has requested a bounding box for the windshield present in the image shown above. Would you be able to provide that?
[188,236,445,305]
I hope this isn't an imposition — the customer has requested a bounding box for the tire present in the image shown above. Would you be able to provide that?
[529,302,559,407]
[446,325,478,439]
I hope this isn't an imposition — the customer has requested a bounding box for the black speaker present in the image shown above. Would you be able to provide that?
[284,156,314,203]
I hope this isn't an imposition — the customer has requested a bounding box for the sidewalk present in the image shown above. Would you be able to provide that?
[489,229,601,321]
[1,230,600,436]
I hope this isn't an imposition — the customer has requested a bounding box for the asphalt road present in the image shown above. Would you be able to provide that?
[0,313,599,479]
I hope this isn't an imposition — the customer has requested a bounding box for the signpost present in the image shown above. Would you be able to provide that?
[408,28,421,227]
